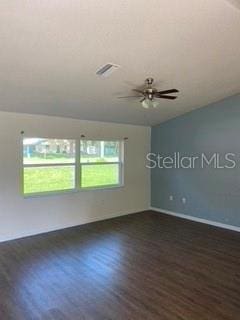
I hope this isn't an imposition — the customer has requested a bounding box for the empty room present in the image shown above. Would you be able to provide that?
[0,1,240,319]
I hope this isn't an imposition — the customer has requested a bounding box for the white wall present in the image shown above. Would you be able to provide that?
[0,111,150,242]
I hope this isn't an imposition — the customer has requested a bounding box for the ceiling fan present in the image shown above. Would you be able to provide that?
[118,78,179,108]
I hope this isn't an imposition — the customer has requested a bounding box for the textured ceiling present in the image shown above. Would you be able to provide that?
[0,0,240,126]
[227,0,240,9]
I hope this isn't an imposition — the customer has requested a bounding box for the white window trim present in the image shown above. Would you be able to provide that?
[22,138,125,197]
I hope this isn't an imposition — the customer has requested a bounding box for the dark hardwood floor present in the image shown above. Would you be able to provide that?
[0,211,239,320]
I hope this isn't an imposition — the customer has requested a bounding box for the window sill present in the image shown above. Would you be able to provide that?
[23,184,124,198]
[80,184,124,192]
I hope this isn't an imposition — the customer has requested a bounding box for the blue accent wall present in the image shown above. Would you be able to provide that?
[151,94,240,227]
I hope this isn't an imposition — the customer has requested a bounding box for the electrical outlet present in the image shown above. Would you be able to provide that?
[169,195,173,201]
[182,197,186,204]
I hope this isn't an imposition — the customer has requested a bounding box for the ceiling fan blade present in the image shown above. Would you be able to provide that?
[157,89,179,95]
[117,95,142,99]
[133,89,144,94]
[158,95,177,100]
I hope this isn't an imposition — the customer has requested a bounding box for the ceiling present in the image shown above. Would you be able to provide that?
[0,0,240,126]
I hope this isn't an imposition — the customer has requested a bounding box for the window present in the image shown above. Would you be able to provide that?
[22,138,124,195]
[80,140,123,188]
[23,139,76,194]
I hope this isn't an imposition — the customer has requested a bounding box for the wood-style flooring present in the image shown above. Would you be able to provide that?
[0,211,239,320]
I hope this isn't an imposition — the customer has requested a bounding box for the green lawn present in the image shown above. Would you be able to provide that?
[24,164,119,194]
[81,164,119,188]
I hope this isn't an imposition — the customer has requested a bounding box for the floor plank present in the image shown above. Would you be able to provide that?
[0,211,239,319]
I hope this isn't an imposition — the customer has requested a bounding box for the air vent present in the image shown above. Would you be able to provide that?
[96,63,120,77]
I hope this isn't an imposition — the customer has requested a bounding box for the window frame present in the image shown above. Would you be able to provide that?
[79,139,124,190]
[22,138,124,197]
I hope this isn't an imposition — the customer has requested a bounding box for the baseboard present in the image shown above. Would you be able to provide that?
[0,208,146,243]
[150,206,240,233]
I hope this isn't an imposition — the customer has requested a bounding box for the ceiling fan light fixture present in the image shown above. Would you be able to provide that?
[142,99,150,109]
[152,100,159,108]
[142,98,159,109]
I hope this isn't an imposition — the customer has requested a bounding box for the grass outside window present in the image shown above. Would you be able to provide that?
[23,138,123,196]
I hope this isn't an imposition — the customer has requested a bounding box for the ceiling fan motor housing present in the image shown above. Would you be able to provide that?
[145,78,154,86]
[144,87,157,100]
[144,78,157,100]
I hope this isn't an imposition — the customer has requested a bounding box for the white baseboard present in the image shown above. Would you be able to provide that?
[150,206,240,233]
[0,208,145,243]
